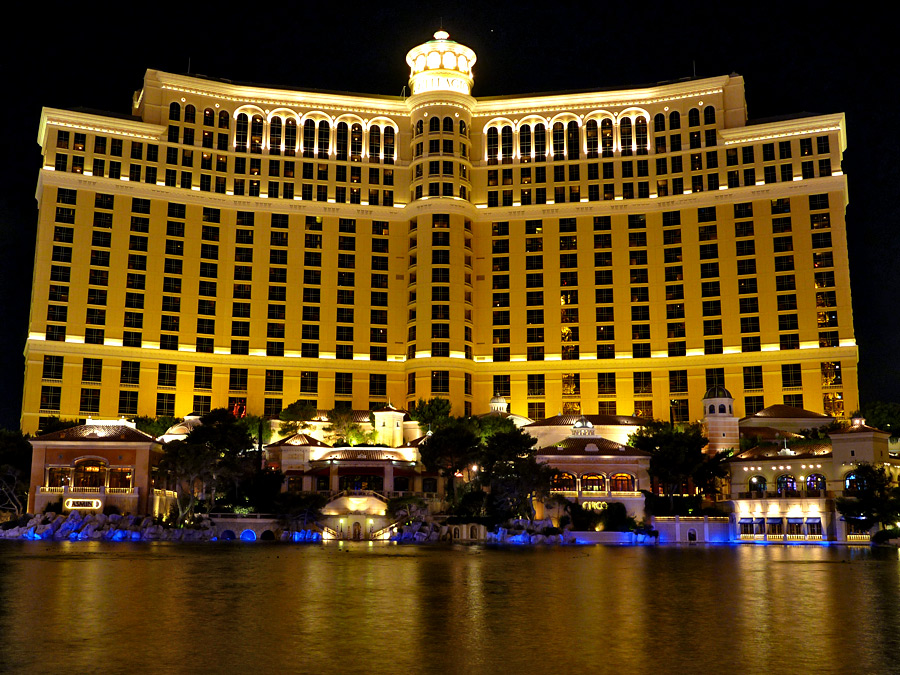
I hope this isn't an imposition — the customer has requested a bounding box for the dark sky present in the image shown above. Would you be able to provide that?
[0,3,892,430]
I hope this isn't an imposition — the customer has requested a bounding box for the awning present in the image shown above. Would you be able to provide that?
[738,518,753,524]
[753,518,765,524]
[767,517,783,523]
[805,517,821,523]
[787,518,804,523]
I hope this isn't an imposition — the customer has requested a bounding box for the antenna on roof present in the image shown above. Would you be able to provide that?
[187,58,191,74]
[401,85,408,98]
[692,60,696,78]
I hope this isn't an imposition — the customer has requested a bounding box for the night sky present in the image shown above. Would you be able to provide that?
[0,3,891,430]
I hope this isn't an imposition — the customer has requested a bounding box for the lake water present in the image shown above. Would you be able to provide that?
[1,541,899,674]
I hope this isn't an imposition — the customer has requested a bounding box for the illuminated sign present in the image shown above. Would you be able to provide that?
[582,501,609,511]
[411,75,470,96]
[65,498,102,510]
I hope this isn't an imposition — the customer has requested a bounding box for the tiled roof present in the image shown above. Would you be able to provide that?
[526,414,647,428]
[316,409,376,424]
[538,437,650,457]
[744,404,831,420]
[318,449,407,462]
[740,426,803,441]
[36,425,156,443]
[729,440,833,462]
[266,433,331,448]
[833,423,890,435]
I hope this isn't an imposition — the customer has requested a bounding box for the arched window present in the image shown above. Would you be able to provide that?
[519,124,532,161]
[635,117,648,155]
[581,473,605,492]
[777,474,796,493]
[534,123,547,160]
[552,122,565,159]
[335,122,348,160]
[369,126,381,162]
[585,120,598,158]
[284,119,297,156]
[317,121,330,158]
[73,459,106,489]
[845,471,865,492]
[383,127,395,164]
[469,525,478,539]
[169,102,181,121]
[218,110,230,129]
[269,117,282,155]
[184,105,196,124]
[350,123,363,161]
[501,125,513,163]
[708,405,715,414]
[429,116,440,133]
[459,120,467,136]
[486,127,499,165]
[609,473,635,492]
[654,113,666,133]
[415,119,424,136]
[453,527,460,539]
[688,108,700,127]
[235,113,249,152]
[749,475,766,493]
[250,115,264,154]
[303,120,316,157]
[551,472,576,491]
[718,404,726,413]
[669,111,681,130]
[443,116,454,133]
[600,119,613,157]
[567,120,580,160]
[806,473,826,491]
[620,118,633,156]
[704,105,716,124]
[203,108,215,126]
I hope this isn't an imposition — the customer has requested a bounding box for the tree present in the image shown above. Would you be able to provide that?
[183,409,254,516]
[419,418,482,503]
[0,429,32,516]
[236,414,273,453]
[323,408,374,446]
[36,417,80,435]
[158,439,218,525]
[473,414,518,442]
[857,402,900,439]
[836,463,900,530]
[629,421,711,509]
[409,398,452,431]
[133,416,180,438]
[275,492,328,532]
[476,428,556,522]
[278,400,318,435]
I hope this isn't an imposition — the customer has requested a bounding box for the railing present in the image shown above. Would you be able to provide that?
[847,533,871,542]
[153,489,177,497]
[106,488,135,495]
[39,486,65,493]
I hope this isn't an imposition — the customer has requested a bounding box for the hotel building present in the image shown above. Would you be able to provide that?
[22,31,856,434]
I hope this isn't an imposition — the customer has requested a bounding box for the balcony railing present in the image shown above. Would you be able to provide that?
[735,490,834,500]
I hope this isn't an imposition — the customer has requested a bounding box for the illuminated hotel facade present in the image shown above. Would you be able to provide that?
[22,31,856,434]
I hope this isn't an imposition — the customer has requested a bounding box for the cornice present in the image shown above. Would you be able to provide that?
[721,113,847,150]
[38,108,166,147]
[471,75,734,118]
[149,70,410,118]
[473,174,849,219]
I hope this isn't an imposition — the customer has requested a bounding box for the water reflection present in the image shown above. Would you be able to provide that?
[1,542,900,673]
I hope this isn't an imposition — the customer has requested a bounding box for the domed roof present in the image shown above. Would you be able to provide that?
[572,415,594,429]
[490,395,507,404]
[703,385,733,400]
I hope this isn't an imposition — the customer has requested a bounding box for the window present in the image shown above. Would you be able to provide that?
[782,364,802,389]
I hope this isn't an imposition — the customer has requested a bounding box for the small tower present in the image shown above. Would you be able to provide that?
[372,404,405,448]
[489,395,508,414]
[702,385,739,455]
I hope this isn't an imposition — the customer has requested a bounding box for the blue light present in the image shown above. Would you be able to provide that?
[240,529,257,542]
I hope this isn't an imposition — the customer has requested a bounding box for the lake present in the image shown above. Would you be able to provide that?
[1,541,898,674]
